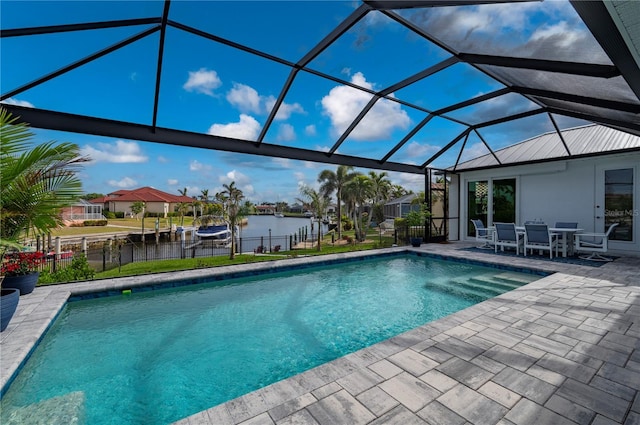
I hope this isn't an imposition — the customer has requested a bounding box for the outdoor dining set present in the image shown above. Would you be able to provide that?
[471,219,619,262]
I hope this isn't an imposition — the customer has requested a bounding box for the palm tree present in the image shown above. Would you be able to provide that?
[318,165,358,239]
[221,181,244,259]
[176,202,189,226]
[199,189,210,216]
[389,184,409,199]
[297,185,329,251]
[343,174,373,242]
[1,108,90,245]
[368,171,392,224]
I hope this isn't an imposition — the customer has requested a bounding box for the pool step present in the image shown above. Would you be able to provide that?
[449,278,505,297]
[0,391,85,425]
[466,276,524,292]
[424,280,494,302]
[425,272,532,302]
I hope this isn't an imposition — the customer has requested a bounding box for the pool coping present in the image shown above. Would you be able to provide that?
[1,243,639,425]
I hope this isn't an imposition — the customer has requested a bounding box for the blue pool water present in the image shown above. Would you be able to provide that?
[1,255,539,424]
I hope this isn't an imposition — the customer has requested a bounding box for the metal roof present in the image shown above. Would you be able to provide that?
[451,124,640,171]
[1,0,639,175]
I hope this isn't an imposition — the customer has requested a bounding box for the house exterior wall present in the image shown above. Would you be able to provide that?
[453,151,640,256]
[108,201,170,216]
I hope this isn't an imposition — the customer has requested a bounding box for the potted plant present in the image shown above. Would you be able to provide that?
[1,286,19,332]
[1,250,45,295]
[406,205,431,247]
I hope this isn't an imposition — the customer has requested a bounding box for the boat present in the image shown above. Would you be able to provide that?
[275,212,285,218]
[194,216,233,245]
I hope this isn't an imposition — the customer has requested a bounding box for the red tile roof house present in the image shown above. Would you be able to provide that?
[89,187,194,218]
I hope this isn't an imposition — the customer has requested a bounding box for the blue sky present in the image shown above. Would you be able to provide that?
[1,1,600,203]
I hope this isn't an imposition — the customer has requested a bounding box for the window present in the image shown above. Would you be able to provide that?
[605,168,634,242]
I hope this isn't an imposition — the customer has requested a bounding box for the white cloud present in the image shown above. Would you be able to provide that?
[276,123,296,142]
[389,172,423,193]
[401,141,440,165]
[227,83,261,113]
[207,114,261,140]
[219,170,255,196]
[305,125,317,136]
[321,72,410,141]
[264,96,305,120]
[157,156,169,163]
[219,169,251,186]
[315,145,331,153]
[81,140,148,163]
[273,157,292,168]
[1,98,34,108]
[294,171,306,181]
[183,68,222,96]
[460,142,490,162]
[228,83,305,120]
[530,21,581,49]
[167,179,178,185]
[189,160,212,172]
[108,177,137,188]
[130,72,138,81]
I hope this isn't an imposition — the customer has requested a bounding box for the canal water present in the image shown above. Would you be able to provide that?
[239,215,329,239]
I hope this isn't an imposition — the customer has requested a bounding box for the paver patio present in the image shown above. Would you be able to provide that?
[1,242,638,424]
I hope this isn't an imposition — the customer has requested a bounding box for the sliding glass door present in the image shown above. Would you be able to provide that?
[467,181,488,236]
[467,178,517,236]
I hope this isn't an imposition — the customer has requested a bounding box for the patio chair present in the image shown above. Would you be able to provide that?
[471,219,493,249]
[574,223,619,261]
[524,223,559,259]
[494,222,524,255]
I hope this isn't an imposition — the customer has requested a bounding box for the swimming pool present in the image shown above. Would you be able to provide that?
[0,254,541,424]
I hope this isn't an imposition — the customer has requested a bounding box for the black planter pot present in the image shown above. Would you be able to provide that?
[1,288,20,332]
[2,272,39,295]
[410,237,423,247]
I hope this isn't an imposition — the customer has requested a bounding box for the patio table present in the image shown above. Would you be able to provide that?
[549,227,583,257]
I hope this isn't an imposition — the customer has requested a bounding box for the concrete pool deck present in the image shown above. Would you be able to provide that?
[1,242,638,424]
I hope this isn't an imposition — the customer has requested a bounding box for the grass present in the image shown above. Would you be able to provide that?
[50,217,195,237]
[92,235,395,279]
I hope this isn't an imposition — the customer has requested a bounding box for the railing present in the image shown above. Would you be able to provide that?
[84,235,296,271]
[61,213,106,220]
[34,227,396,275]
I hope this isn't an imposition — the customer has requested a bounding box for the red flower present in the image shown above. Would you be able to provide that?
[1,251,45,277]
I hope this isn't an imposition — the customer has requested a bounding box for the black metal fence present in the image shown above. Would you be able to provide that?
[34,226,424,275]
[84,235,297,271]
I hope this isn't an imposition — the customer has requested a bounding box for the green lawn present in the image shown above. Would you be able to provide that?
[92,235,395,279]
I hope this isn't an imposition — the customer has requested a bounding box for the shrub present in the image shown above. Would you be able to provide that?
[38,254,95,284]
[104,211,116,219]
[115,212,125,218]
[83,220,107,227]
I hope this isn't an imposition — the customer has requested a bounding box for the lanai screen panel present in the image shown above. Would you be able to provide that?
[1,0,639,174]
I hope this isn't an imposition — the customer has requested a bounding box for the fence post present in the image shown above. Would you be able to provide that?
[53,236,61,273]
[81,237,87,255]
[269,229,272,253]
[36,234,41,252]
[180,230,185,259]
[102,242,107,272]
